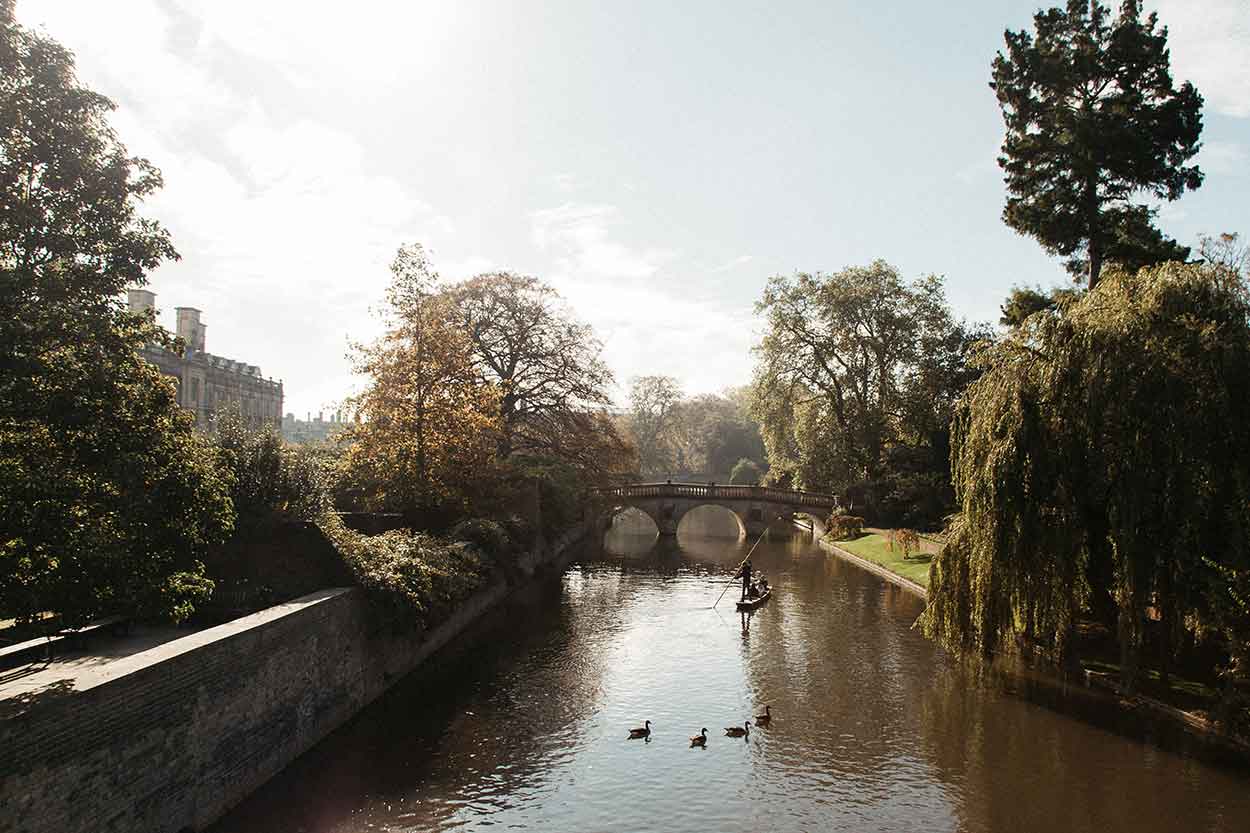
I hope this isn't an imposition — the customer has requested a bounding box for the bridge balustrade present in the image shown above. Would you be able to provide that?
[590,482,837,509]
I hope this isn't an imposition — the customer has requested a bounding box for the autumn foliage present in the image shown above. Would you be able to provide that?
[342,245,634,535]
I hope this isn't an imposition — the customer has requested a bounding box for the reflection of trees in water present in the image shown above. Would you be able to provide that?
[677,505,744,540]
[604,507,657,543]
[215,533,1250,833]
[737,540,939,792]
[604,524,753,572]
[212,575,625,833]
[916,658,1250,832]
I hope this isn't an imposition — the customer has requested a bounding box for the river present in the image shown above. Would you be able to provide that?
[212,512,1250,832]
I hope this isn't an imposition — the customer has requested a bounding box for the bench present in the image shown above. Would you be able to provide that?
[0,615,131,671]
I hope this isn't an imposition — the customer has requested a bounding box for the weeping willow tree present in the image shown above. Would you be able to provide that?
[922,262,1250,701]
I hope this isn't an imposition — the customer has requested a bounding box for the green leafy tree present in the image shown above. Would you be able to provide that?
[212,407,330,527]
[628,375,683,478]
[922,263,1250,703]
[0,12,233,628]
[751,263,959,485]
[663,390,766,479]
[625,375,685,477]
[729,458,763,485]
[992,0,1203,288]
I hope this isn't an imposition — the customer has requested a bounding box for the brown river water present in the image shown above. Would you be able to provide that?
[212,511,1250,832]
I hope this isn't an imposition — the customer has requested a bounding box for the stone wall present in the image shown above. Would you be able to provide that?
[0,524,587,833]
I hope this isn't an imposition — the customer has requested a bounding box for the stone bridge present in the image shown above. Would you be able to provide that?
[590,482,839,538]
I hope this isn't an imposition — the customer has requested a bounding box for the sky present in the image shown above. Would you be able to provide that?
[19,0,1250,418]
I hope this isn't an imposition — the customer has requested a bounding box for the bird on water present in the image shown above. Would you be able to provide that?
[724,721,751,737]
[690,728,708,747]
[755,705,772,726]
[628,720,652,739]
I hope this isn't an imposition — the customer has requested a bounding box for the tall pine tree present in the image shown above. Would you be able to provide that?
[992,0,1203,288]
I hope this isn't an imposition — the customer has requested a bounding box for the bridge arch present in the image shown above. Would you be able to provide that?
[605,505,660,536]
[591,482,838,538]
[675,504,746,539]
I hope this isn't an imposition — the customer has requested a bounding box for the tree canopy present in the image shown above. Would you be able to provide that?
[992,0,1203,288]
[922,262,1250,700]
[344,248,635,533]
[344,245,501,521]
[441,271,620,472]
[628,375,684,477]
[673,389,767,479]
[749,261,983,525]
[0,15,232,628]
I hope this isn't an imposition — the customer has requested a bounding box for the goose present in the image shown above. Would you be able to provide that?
[724,721,751,737]
[755,705,772,726]
[627,720,651,739]
[690,728,708,747]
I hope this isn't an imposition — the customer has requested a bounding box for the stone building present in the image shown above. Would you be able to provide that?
[128,289,283,431]
[281,411,346,445]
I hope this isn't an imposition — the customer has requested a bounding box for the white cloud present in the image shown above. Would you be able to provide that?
[548,173,581,194]
[22,0,756,413]
[531,202,674,281]
[21,0,455,417]
[710,255,755,273]
[527,203,753,402]
[1157,201,1189,223]
[553,276,758,405]
[175,0,472,93]
[437,255,498,281]
[1197,140,1248,175]
[1154,0,1250,118]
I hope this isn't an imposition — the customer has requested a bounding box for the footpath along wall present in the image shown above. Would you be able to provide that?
[0,524,588,833]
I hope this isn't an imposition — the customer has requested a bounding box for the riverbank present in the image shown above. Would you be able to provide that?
[817,533,929,598]
[0,522,589,833]
[211,527,1250,833]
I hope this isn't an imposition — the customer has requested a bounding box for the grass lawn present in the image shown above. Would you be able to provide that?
[829,533,932,588]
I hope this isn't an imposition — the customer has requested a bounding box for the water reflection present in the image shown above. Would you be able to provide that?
[212,531,1250,833]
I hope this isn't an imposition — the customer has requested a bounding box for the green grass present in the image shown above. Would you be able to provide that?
[828,533,932,588]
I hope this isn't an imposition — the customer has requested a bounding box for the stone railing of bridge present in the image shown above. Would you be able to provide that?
[590,482,838,511]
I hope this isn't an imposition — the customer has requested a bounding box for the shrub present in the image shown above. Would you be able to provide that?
[449,518,512,558]
[213,408,331,525]
[317,512,488,632]
[888,528,923,558]
[827,514,865,540]
[730,458,764,485]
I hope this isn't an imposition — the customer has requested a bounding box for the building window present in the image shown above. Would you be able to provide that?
[190,378,200,403]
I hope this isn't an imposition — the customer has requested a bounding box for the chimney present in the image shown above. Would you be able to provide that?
[127,289,156,316]
[174,307,206,354]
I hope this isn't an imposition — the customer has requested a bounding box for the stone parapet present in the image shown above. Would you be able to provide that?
[0,523,588,833]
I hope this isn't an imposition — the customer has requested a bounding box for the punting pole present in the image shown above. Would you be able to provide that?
[712,525,770,609]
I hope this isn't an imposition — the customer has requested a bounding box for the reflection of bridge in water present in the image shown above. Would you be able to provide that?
[591,482,839,538]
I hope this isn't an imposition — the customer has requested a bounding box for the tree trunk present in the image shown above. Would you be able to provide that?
[1157,571,1174,691]
[498,394,516,458]
[1088,245,1103,291]
[1118,605,1141,693]
[1085,172,1103,290]
[1158,619,1172,691]
[1058,620,1081,676]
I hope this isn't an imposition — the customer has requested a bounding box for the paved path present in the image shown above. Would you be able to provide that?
[0,624,203,704]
